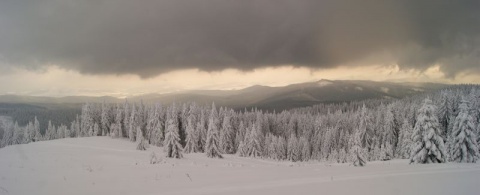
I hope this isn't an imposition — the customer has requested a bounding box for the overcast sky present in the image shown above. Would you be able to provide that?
[1,0,479,96]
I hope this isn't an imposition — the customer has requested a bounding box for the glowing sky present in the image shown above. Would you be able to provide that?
[1,64,479,97]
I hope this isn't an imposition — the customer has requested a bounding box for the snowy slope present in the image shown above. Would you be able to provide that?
[0,137,479,195]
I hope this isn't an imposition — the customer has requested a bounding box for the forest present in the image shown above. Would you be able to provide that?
[1,85,479,165]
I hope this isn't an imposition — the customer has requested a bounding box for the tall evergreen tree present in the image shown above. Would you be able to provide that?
[450,99,479,163]
[45,120,56,140]
[234,121,246,151]
[23,121,34,144]
[220,113,235,154]
[299,136,311,161]
[148,104,164,146]
[80,103,95,137]
[197,110,207,152]
[397,119,413,158]
[351,117,367,166]
[205,103,222,158]
[246,123,263,158]
[92,123,99,137]
[437,92,450,138]
[12,122,23,145]
[129,104,137,141]
[113,105,123,138]
[265,134,276,159]
[382,105,396,159]
[136,126,148,151]
[100,102,112,136]
[287,133,300,161]
[184,117,199,153]
[33,116,42,142]
[1,122,14,148]
[410,99,446,164]
[477,118,480,154]
[123,101,130,138]
[164,107,183,158]
[276,136,287,160]
[358,104,372,151]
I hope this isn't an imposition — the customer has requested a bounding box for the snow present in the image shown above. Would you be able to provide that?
[1,137,479,195]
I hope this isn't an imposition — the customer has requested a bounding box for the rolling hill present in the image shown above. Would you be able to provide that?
[0,80,448,111]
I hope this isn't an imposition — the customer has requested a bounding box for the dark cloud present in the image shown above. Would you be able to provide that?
[0,0,479,78]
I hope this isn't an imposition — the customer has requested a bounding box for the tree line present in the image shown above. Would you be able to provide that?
[1,85,479,165]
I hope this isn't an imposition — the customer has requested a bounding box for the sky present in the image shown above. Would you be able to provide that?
[1,0,479,97]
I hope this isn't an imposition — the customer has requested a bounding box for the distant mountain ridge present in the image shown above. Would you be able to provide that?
[0,80,449,111]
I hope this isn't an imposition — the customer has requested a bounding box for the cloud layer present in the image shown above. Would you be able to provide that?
[0,0,479,78]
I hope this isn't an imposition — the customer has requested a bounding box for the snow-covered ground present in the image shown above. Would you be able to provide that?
[0,137,479,195]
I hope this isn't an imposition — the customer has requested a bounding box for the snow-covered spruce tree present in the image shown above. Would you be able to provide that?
[113,105,124,138]
[33,116,42,142]
[446,96,459,147]
[397,119,413,158]
[410,98,446,164]
[351,122,367,166]
[195,121,205,152]
[338,148,348,163]
[55,124,62,139]
[265,134,277,159]
[382,105,396,160]
[109,123,118,138]
[237,141,248,157]
[477,118,480,154]
[276,136,288,160]
[136,101,146,140]
[23,121,34,144]
[92,123,100,137]
[63,124,70,138]
[358,104,373,151]
[183,117,199,153]
[100,102,111,136]
[299,136,311,161]
[136,126,148,151]
[220,113,235,154]
[56,124,66,139]
[437,92,450,139]
[247,123,263,158]
[196,110,207,152]
[287,133,300,162]
[45,121,56,140]
[205,103,222,158]
[450,99,479,163]
[329,149,339,163]
[234,121,246,151]
[179,103,189,146]
[321,126,336,160]
[467,89,479,120]
[147,104,163,146]
[129,104,137,142]
[164,113,183,158]
[123,101,130,138]
[12,122,23,145]
[80,103,95,137]
[1,122,14,148]
[380,143,393,161]
[70,115,80,138]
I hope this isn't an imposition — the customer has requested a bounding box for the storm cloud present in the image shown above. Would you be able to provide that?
[0,0,479,78]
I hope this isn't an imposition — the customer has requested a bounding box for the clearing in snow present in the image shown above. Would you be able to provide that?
[0,137,479,195]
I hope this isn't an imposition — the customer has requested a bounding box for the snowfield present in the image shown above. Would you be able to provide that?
[0,137,479,195]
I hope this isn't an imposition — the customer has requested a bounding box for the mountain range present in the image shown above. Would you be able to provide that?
[0,80,448,111]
